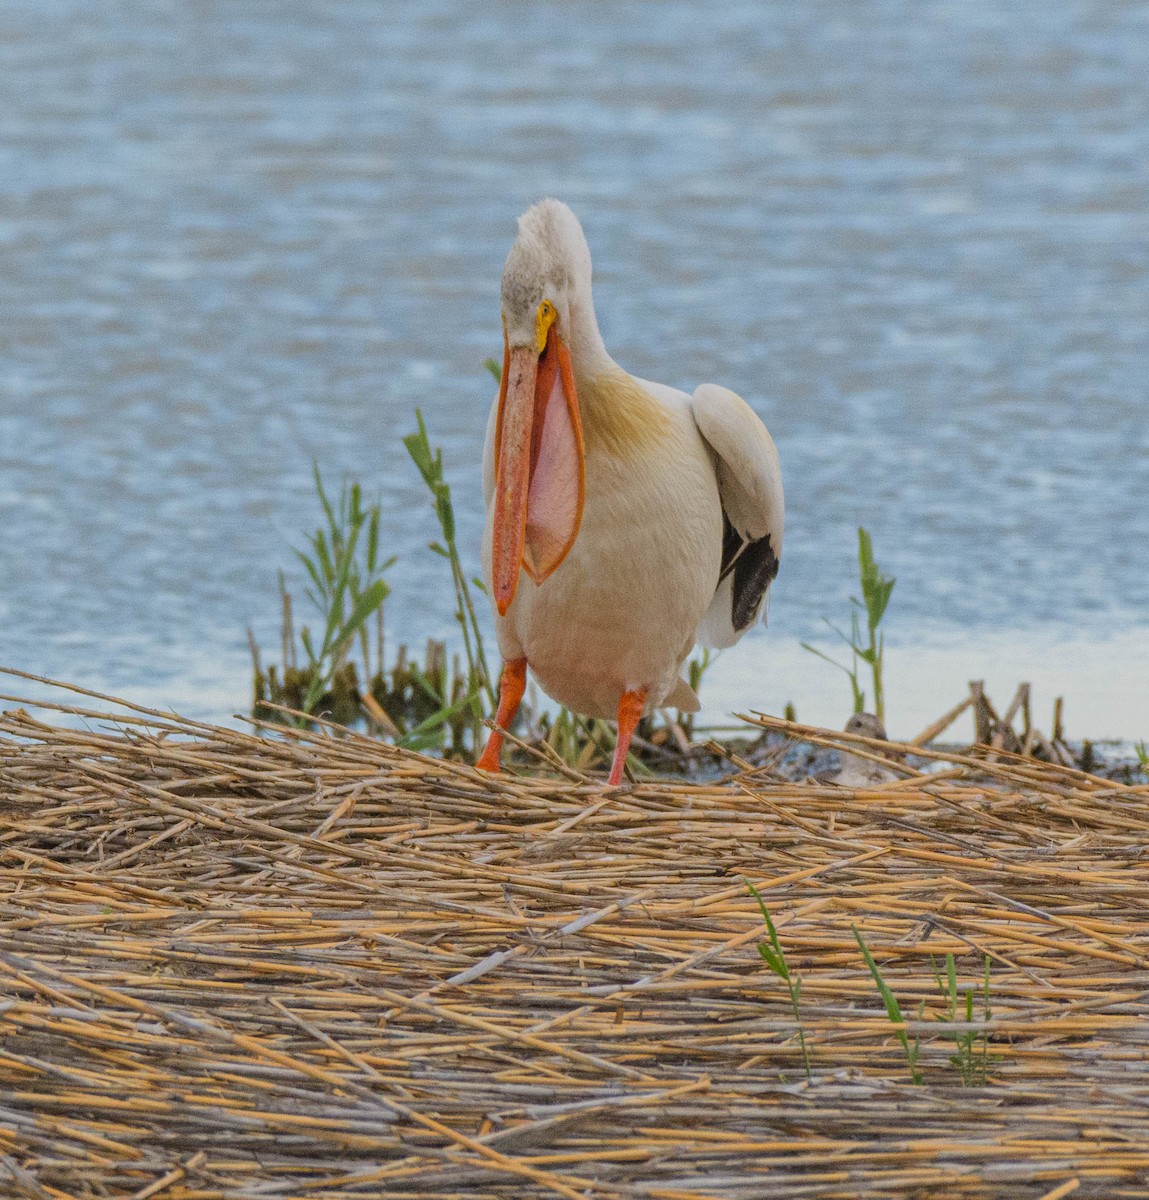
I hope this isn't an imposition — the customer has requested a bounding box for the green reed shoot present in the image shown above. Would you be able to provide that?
[856,526,896,721]
[802,526,895,721]
[852,924,921,1084]
[676,647,716,739]
[398,684,486,753]
[545,707,603,772]
[535,707,649,779]
[749,884,811,1080]
[931,953,993,1086]
[295,465,394,715]
[403,410,496,715]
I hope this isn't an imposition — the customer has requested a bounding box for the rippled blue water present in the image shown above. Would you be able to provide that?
[2,1,1147,734]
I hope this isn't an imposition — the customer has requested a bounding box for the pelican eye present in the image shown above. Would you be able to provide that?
[535,300,557,351]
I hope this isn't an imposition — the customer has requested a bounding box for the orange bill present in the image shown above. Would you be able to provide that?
[490,327,585,615]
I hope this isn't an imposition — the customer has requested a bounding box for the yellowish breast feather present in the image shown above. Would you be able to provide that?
[577,369,674,461]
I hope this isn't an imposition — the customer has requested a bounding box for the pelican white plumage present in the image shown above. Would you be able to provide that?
[476,200,784,784]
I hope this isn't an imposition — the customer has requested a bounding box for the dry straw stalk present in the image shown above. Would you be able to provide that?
[1,672,1147,1198]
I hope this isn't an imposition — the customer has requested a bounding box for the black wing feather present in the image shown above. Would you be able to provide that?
[718,510,780,633]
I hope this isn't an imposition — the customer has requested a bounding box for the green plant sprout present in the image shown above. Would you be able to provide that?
[403,409,496,715]
[396,683,487,753]
[252,458,485,748]
[678,647,716,740]
[802,527,895,722]
[852,924,922,1084]
[749,884,811,1080]
[931,952,993,1086]
[294,465,394,716]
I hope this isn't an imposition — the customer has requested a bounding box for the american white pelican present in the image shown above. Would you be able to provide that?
[476,199,784,785]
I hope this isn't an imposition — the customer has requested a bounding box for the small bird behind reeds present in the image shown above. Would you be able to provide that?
[827,712,900,787]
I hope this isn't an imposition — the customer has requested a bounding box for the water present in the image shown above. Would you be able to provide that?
[2,0,1147,738]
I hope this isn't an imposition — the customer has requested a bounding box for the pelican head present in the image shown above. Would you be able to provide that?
[490,201,589,616]
[500,199,592,353]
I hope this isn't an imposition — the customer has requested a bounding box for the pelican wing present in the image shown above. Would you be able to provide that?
[690,384,784,649]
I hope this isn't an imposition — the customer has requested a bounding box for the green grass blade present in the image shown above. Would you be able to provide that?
[313,462,337,535]
[853,924,921,1083]
[748,883,811,1080]
[799,642,852,676]
[311,529,335,591]
[853,926,904,1026]
[299,626,317,668]
[858,526,895,630]
[748,884,790,982]
[366,506,380,574]
[397,685,484,749]
[294,548,326,600]
[337,579,390,648]
[402,409,437,488]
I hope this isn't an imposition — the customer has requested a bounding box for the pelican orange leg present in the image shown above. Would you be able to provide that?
[607,687,648,786]
[476,658,527,774]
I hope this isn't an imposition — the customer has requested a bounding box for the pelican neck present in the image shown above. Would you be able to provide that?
[567,290,614,380]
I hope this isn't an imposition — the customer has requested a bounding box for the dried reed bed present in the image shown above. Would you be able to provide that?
[1,675,1148,1199]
